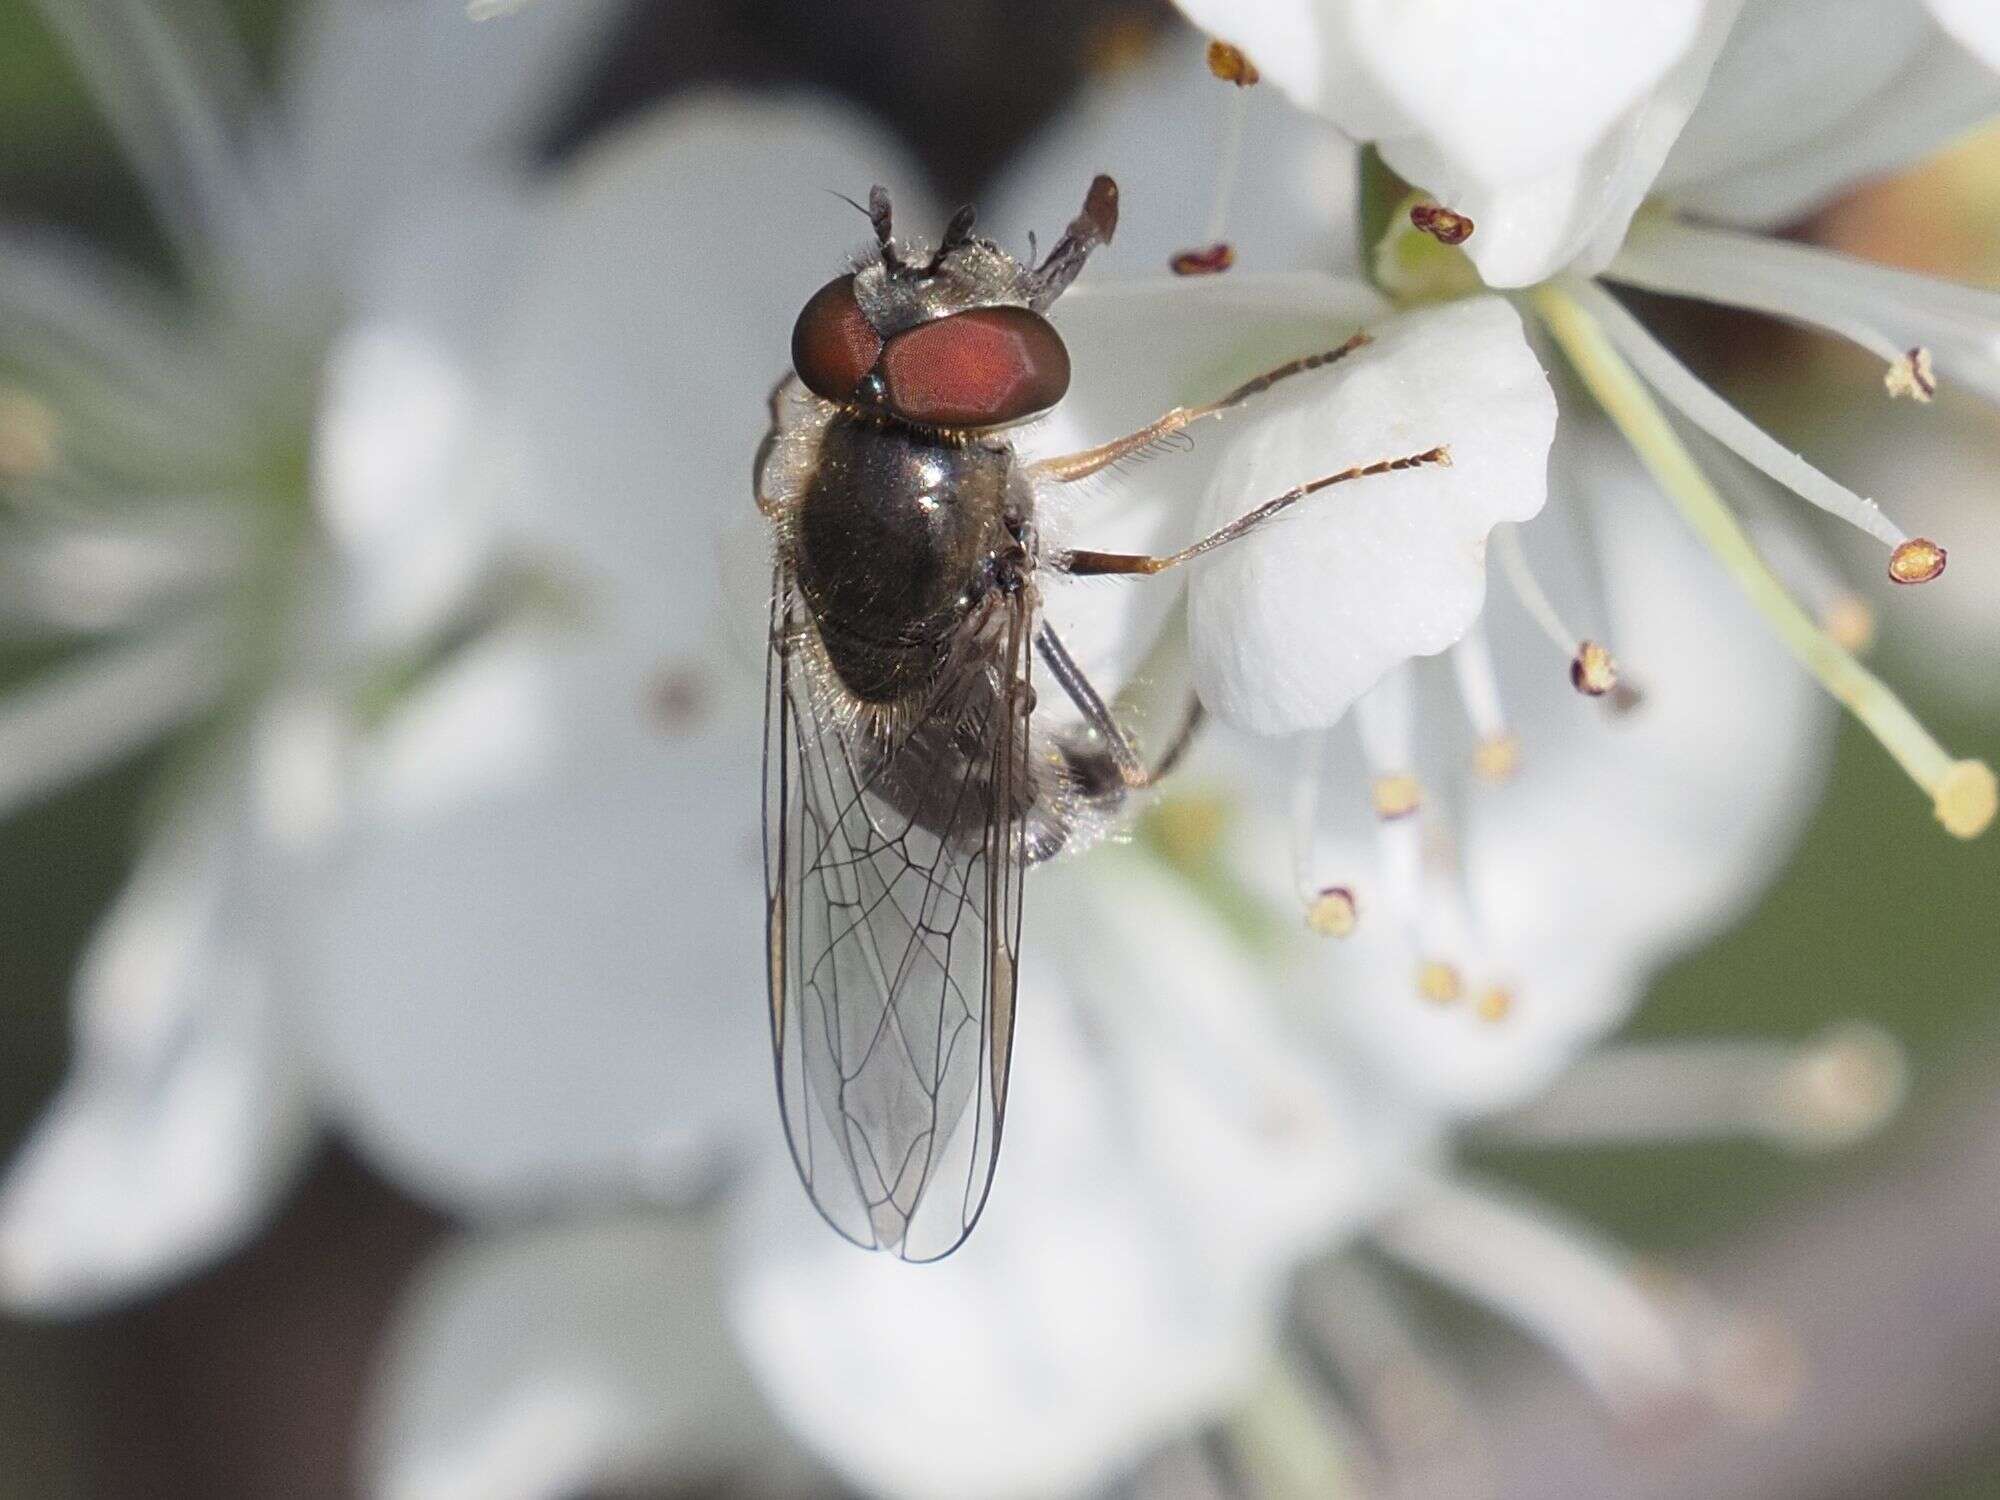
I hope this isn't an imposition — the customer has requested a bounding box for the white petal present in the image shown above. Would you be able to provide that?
[985,28,1360,279]
[282,0,622,278]
[0,773,313,1313]
[1029,272,1390,709]
[730,988,1275,1500]
[1377,0,1741,285]
[1187,294,1556,735]
[1658,3,2000,226]
[1346,0,1710,188]
[312,320,494,649]
[367,1213,805,1500]
[1929,0,2000,68]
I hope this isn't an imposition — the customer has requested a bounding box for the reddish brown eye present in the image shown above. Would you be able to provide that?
[877,306,1070,427]
[792,274,883,402]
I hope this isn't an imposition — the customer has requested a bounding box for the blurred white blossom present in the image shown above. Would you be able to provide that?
[0,0,624,1309]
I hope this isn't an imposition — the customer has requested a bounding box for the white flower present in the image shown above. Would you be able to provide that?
[0,0,625,1310]
[1140,7,1997,842]
[350,68,1890,1500]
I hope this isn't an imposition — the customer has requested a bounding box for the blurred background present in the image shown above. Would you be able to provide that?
[1,0,1998,1495]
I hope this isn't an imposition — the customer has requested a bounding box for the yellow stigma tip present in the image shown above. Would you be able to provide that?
[1371,773,1423,820]
[1569,640,1618,696]
[1205,38,1260,86]
[1935,759,1997,839]
[1472,732,1521,783]
[1305,885,1358,938]
[1888,537,1946,585]
[1416,961,1462,1004]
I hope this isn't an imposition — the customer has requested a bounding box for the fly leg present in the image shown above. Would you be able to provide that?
[1053,446,1452,578]
[1024,333,1372,485]
[1035,622,1204,791]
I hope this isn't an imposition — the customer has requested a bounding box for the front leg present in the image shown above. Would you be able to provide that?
[1055,447,1452,577]
[1026,333,1372,485]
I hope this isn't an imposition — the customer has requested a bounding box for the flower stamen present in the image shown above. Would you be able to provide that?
[1534,280,1995,838]
[1491,524,1624,699]
[1172,42,1254,275]
[1570,278,1925,554]
[1291,728,1360,936]
[1885,346,1936,402]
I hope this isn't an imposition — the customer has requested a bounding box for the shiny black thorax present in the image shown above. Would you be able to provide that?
[796,411,1019,704]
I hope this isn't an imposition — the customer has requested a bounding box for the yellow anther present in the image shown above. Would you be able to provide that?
[1205,39,1260,86]
[1416,961,1462,1004]
[1884,346,1936,402]
[1409,201,1474,246]
[1370,773,1423,819]
[1305,885,1358,938]
[1569,640,1618,696]
[1472,732,1521,783]
[0,389,57,482]
[1935,759,1997,839]
[1474,986,1514,1022]
[1887,537,1946,585]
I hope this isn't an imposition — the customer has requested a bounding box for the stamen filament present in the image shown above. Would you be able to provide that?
[1291,729,1359,936]
[1491,523,1577,657]
[1534,281,1996,839]
[1205,80,1247,248]
[1449,625,1520,781]
[1567,279,1911,548]
[1476,1025,1907,1150]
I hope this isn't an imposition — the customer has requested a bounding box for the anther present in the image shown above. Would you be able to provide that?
[1475,986,1514,1022]
[1409,202,1474,246]
[0,389,57,482]
[1473,733,1521,783]
[1570,640,1618,696]
[1205,39,1260,86]
[1935,759,1997,839]
[1767,1023,1907,1149]
[1371,773,1423,819]
[1887,537,1946,585]
[1416,961,1463,1004]
[1884,346,1936,402]
[1306,885,1358,938]
[1170,242,1236,276]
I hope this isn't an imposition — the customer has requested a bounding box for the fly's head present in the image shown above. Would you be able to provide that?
[790,175,1118,431]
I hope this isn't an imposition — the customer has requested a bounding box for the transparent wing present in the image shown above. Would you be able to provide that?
[764,567,1029,1261]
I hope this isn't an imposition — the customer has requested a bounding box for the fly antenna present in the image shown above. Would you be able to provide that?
[926,204,978,271]
[1030,174,1118,310]
[866,184,905,271]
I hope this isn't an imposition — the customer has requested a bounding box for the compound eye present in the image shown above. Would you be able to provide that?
[791,274,883,402]
[878,306,1070,428]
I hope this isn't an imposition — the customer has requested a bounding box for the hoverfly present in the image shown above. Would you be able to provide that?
[758,174,1448,1259]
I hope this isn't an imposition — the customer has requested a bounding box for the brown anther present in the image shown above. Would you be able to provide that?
[1416,961,1462,1004]
[1569,640,1617,696]
[1370,773,1422,820]
[1822,595,1876,654]
[1472,732,1521,783]
[1205,39,1260,86]
[1409,201,1475,246]
[1305,885,1358,938]
[0,389,58,482]
[1608,681,1646,716]
[1887,536,1946,585]
[1170,242,1236,276]
[646,663,710,733]
[1474,986,1514,1022]
[1884,346,1936,402]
